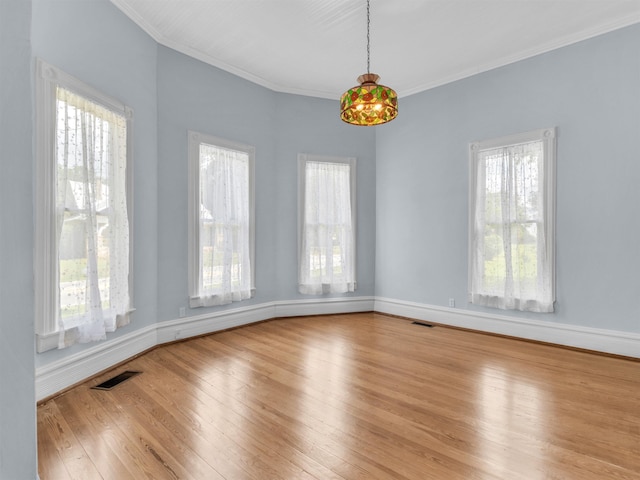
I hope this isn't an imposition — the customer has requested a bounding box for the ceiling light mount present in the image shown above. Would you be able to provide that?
[340,0,397,126]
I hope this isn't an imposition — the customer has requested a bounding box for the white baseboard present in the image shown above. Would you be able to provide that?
[275,296,375,318]
[35,324,157,401]
[155,302,276,344]
[374,297,640,359]
[36,295,637,400]
[35,297,374,401]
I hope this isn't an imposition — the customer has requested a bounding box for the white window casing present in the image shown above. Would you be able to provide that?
[187,131,255,308]
[35,59,134,352]
[469,128,556,313]
[298,154,357,295]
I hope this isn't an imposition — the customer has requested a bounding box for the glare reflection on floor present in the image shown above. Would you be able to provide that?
[301,336,353,456]
[477,364,548,479]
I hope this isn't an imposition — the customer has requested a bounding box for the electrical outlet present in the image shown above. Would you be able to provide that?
[448,298,455,308]
[179,307,186,318]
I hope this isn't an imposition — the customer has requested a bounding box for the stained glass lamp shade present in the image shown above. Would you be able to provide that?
[340,73,398,126]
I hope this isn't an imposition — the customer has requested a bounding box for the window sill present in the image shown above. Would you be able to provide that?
[36,308,136,353]
[189,289,255,308]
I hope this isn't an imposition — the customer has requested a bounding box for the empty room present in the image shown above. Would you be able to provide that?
[1,0,639,478]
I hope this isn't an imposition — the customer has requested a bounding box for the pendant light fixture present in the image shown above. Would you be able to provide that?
[340,0,398,126]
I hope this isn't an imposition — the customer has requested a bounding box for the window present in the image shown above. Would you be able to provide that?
[188,132,255,307]
[35,60,133,352]
[298,154,356,294]
[469,128,556,313]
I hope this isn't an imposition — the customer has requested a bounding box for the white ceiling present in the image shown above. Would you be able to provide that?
[111,0,640,99]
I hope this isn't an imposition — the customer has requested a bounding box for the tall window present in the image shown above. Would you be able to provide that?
[469,128,556,313]
[188,132,255,307]
[35,60,133,352]
[298,154,356,295]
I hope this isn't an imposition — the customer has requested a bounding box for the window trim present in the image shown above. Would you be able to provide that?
[468,127,556,312]
[297,153,357,294]
[34,59,134,352]
[187,131,256,308]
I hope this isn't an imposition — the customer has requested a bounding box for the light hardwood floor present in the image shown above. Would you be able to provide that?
[38,313,640,479]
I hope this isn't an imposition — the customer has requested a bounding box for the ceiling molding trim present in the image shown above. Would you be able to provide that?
[401,15,640,99]
[111,0,640,100]
[162,40,341,99]
[111,0,339,99]
[110,0,166,42]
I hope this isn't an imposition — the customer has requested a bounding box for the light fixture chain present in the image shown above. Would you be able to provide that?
[366,0,370,74]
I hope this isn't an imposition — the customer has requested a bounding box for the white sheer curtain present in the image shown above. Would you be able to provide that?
[197,144,252,306]
[299,157,356,294]
[470,138,554,312]
[56,87,130,347]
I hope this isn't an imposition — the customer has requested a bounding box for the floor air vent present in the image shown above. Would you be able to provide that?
[412,321,434,328]
[92,370,141,391]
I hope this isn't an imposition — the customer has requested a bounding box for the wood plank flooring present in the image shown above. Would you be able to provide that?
[38,313,640,479]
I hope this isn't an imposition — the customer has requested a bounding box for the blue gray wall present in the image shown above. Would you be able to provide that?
[156,46,279,320]
[0,2,37,478]
[376,23,640,334]
[155,47,376,322]
[274,92,377,299]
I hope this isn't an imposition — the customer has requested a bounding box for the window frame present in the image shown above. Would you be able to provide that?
[187,131,256,308]
[468,127,556,312]
[34,59,134,352]
[297,153,357,294]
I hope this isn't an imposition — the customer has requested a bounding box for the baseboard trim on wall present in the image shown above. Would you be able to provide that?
[155,302,276,345]
[274,296,375,318]
[35,297,375,401]
[374,297,640,359]
[35,324,157,401]
[36,295,638,400]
